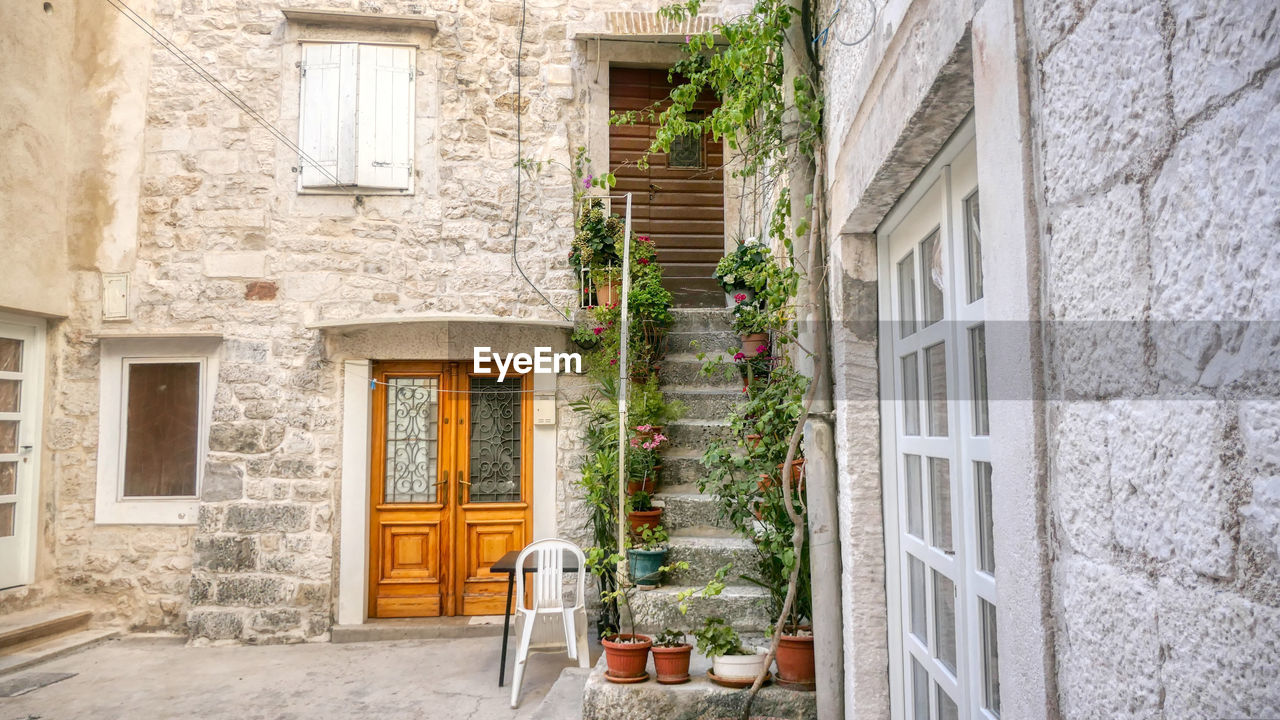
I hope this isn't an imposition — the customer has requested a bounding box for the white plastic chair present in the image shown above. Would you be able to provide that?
[509,538,589,708]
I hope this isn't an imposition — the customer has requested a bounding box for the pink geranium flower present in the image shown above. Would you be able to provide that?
[756,344,768,354]
[593,326,605,336]
[639,258,650,265]
[733,352,746,361]
[734,293,747,303]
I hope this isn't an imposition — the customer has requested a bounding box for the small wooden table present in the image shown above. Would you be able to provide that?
[490,548,582,687]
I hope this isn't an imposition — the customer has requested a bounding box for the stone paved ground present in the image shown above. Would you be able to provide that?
[2,635,589,720]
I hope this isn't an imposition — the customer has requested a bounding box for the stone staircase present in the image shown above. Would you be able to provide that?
[630,309,771,637]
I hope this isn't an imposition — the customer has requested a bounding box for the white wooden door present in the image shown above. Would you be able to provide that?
[0,317,43,589]
[879,121,999,720]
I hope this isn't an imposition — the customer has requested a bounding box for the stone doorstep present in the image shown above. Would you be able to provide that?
[581,652,817,720]
[330,616,506,644]
[0,607,94,653]
[0,630,120,677]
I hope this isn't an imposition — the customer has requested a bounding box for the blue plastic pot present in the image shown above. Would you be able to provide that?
[627,548,667,586]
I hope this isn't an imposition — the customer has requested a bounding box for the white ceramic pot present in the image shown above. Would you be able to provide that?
[711,649,769,681]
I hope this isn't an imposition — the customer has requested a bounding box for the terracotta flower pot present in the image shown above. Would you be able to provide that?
[652,643,692,684]
[745,433,763,449]
[602,634,652,680]
[740,332,769,356]
[627,508,663,535]
[776,459,806,492]
[596,280,621,307]
[775,628,816,689]
[627,477,657,495]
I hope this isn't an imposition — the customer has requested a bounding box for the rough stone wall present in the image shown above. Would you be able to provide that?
[1028,0,1280,716]
[21,0,736,642]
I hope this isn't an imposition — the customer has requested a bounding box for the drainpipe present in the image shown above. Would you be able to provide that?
[784,1,845,717]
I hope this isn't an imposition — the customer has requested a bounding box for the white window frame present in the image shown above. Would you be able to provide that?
[95,337,221,525]
[879,116,999,720]
[296,41,417,195]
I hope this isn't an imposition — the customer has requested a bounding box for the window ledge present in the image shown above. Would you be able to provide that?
[282,8,438,33]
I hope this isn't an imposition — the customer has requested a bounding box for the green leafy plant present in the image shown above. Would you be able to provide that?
[655,628,689,648]
[714,237,772,293]
[693,617,751,658]
[633,523,669,551]
[628,489,655,512]
[730,302,771,336]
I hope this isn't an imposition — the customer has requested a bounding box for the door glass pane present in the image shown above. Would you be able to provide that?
[668,111,705,168]
[0,421,16,454]
[937,684,959,720]
[898,252,917,338]
[905,454,923,538]
[971,324,989,435]
[0,461,15,495]
[0,379,19,413]
[976,461,995,574]
[384,377,439,503]
[123,363,200,498]
[932,570,957,673]
[911,657,930,720]
[929,457,952,553]
[0,338,21,372]
[902,353,920,436]
[908,554,927,644]
[925,343,948,436]
[920,230,944,327]
[965,191,983,302]
[468,377,521,503]
[0,501,13,537]
[981,598,1002,716]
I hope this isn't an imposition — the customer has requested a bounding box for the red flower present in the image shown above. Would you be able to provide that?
[733,352,746,361]
[756,344,768,354]
[593,326,605,336]
[734,293,747,303]
[639,258,650,265]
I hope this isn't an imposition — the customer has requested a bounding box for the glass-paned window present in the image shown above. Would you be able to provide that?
[905,454,924,538]
[908,554,927,644]
[920,230,944,327]
[970,324,989,435]
[898,252,917,338]
[122,362,200,498]
[976,461,995,575]
[937,684,959,720]
[933,570,957,673]
[0,380,18,413]
[929,457,952,553]
[668,113,705,168]
[965,191,983,302]
[981,598,1002,716]
[0,338,20,372]
[384,377,440,503]
[925,343,948,436]
[911,657,930,720]
[468,377,521,502]
[902,353,921,435]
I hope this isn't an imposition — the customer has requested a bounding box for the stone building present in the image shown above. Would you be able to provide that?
[1,0,1277,719]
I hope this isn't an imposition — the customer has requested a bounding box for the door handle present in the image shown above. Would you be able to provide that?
[457,470,470,505]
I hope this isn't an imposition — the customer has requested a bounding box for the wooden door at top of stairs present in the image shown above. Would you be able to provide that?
[368,362,533,618]
[609,66,725,308]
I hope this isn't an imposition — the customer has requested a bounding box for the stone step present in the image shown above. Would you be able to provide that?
[662,387,741,421]
[581,654,817,720]
[661,355,740,388]
[629,584,772,635]
[655,489,732,533]
[0,607,93,653]
[669,308,733,334]
[532,666,594,720]
[665,329,739,357]
[665,533,756,586]
[0,629,119,677]
[661,454,710,487]
[331,616,504,643]
[664,420,734,451]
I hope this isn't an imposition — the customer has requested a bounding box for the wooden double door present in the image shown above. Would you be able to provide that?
[369,362,532,618]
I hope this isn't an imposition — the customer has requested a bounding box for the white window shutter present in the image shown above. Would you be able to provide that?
[298,43,357,188]
[356,45,415,190]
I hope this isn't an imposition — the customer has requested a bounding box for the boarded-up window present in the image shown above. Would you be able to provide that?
[122,362,200,497]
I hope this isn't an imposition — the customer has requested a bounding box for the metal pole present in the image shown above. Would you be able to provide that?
[616,193,633,581]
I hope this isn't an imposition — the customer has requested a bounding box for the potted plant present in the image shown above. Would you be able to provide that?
[695,617,768,685]
[731,298,770,357]
[590,549,654,682]
[626,524,669,589]
[572,198,625,305]
[651,628,693,684]
[713,237,771,296]
[626,490,663,536]
[775,624,816,690]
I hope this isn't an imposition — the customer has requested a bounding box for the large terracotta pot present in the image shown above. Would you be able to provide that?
[602,634,652,680]
[775,628,816,689]
[652,643,692,684]
[596,280,621,307]
[627,475,658,495]
[740,332,769,357]
[627,508,663,535]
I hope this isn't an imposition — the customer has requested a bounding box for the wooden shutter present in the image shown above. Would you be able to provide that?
[356,45,415,190]
[298,43,357,188]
